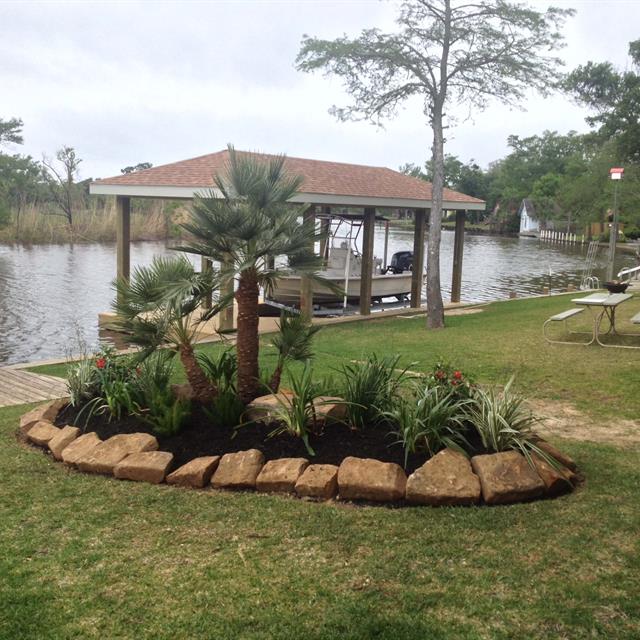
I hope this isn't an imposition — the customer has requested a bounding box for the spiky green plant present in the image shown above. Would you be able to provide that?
[338,354,414,429]
[269,313,321,392]
[113,255,229,403]
[262,362,325,456]
[468,377,557,466]
[384,383,471,467]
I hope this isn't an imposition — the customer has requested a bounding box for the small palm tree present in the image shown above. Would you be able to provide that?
[113,255,229,404]
[269,313,321,393]
[177,145,326,403]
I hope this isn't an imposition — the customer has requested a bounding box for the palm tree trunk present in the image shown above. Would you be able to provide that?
[236,268,260,403]
[268,363,283,394]
[178,343,217,404]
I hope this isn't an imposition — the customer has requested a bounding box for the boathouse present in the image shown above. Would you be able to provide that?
[90,149,485,325]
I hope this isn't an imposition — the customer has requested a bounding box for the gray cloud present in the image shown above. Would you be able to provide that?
[2,0,638,180]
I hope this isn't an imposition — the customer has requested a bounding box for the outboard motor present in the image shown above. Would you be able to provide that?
[385,250,413,274]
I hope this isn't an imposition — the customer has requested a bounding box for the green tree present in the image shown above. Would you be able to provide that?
[177,146,325,403]
[565,39,640,162]
[121,162,153,174]
[0,118,23,147]
[297,0,573,329]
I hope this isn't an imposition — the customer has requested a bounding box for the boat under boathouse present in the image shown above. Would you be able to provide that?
[89,149,485,327]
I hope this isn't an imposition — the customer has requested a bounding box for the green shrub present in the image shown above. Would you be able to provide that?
[198,348,237,393]
[468,377,556,466]
[67,358,99,407]
[337,354,414,429]
[137,387,190,436]
[384,383,471,466]
[263,362,325,456]
[131,351,190,436]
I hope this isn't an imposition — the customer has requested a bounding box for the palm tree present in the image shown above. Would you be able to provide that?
[269,313,321,393]
[113,255,229,404]
[177,145,325,403]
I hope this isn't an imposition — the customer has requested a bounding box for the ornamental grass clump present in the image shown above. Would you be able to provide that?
[384,382,472,467]
[468,377,555,466]
[263,362,323,456]
[338,354,414,429]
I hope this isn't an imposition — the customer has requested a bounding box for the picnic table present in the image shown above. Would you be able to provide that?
[571,292,635,347]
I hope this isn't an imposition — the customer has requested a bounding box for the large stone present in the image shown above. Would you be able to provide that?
[211,449,265,490]
[19,398,68,436]
[532,453,575,496]
[27,421,60,447]
[243,392,294,423]
[256,458,309,494]
[406,449,481,506]
[113,451,174,484]
[337,457,407,503]
[471,451,545,505]
[534,440,577,472]
[48,425,81,460]
[166,456,220,488]
[313,397,348,423]
[295,464,339,500]
[76,433,158,475]
[61,432,102,465]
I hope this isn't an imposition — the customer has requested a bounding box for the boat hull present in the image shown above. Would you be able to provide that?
[269,273,416,305]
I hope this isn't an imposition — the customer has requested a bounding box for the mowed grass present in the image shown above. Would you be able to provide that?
[6,293,640,638]
[0,403,639,639]
[32,293,640,420]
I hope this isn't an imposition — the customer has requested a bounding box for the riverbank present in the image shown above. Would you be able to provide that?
[0,203,183,244]
[387,218,517,237]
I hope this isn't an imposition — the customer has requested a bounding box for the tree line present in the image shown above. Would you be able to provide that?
[0,118,156,234]
[399,38,640,237]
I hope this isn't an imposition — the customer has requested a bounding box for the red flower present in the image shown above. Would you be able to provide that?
[96,358,106,369]
[435,370,446,380]
[135,367,142,376]
[453,370,463,380]
[451,379,458,386]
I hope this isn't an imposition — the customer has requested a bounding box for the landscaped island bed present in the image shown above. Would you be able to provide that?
[4,296,640,639]
[19,395,578,507]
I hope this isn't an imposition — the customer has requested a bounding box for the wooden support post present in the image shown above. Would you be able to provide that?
[451,210,466,303]
[219,260,235,332]
[319,206,331,262]
[201,257,212,310]
[300,206,315,318]
[410,208,427,308]
[116,195,131,287]
[359,207,375,316]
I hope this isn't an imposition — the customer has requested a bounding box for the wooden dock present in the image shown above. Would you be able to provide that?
[0,368,68,408]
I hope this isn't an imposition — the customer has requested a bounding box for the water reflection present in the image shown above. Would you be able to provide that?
[0,233,633,364]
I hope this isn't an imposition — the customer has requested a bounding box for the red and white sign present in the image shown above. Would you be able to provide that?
[610,167,624,180]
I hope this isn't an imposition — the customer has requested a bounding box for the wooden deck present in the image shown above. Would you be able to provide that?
[0,368,68,408]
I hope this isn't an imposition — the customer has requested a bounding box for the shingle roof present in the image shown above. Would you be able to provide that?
[92,149,484,207]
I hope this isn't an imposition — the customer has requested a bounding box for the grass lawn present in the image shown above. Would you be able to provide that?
[7,294,638,638]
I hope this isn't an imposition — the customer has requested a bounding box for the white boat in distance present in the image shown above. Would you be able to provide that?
[270,244,418,306]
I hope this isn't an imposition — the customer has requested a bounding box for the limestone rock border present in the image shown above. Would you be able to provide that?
[18,401,580,507]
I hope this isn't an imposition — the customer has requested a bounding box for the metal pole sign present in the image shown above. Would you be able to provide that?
[606,167,624,281]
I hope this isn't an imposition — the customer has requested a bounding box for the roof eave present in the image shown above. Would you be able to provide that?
[89,182,486,211]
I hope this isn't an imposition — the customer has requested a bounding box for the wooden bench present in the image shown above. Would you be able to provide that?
[543,307,590,345]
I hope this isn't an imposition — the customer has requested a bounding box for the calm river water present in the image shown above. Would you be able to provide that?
[0,231,634,365]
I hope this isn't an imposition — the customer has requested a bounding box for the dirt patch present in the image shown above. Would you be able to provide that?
[526,399,640,446]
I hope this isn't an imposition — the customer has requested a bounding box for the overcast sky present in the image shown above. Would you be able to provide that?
[2,0,639,180]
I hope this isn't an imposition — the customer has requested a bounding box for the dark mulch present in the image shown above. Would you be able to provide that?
[55,404,430,472]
